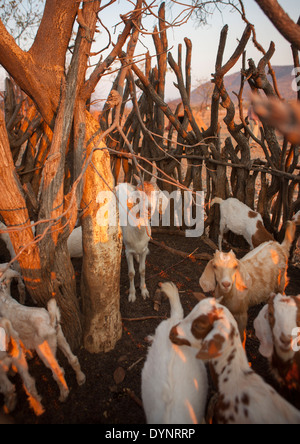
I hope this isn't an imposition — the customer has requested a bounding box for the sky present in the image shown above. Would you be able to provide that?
[91,0,300,103]
[1,0,299,103]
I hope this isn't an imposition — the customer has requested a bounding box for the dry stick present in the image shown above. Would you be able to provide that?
[145,247,201,282]
[150,238,212,261]
[107,147,300,182]
[127,357,144,371]
[236,0,282,99]
[126,69,182,169]
[131,61,195,145]
[125,388,143,409]
[122,316,167,322]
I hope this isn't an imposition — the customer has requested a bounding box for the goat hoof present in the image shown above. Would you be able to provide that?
[77,372,86,386]
[59,389,70,403]
[5,391,17,413]
[141,289,150,300]
[128,293,136,303]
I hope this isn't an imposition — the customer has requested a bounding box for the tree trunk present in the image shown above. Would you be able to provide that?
[0,109,41,282]
[81,111,123,353]
[0,0,136,352]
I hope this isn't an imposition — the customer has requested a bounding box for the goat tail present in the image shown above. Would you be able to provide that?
[210,197,223,207]
[47,298,61,328]
[281,220,296,255]
[159,282,184,320]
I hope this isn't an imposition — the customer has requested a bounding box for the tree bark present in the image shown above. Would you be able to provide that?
[255,0,300,50]
[81,111,123,353]
[0,109,42,296]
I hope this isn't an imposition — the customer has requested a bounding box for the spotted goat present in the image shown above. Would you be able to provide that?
[254,293,300,394]
[142,282,208,424]
[200,221,296,338]
[169,297,300,424]
[211,197,274,251]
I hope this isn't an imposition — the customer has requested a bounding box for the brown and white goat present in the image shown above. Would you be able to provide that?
[200,221,296,338]
[169,297,300,424]
[211,197,274,250]
[254,293,300,393]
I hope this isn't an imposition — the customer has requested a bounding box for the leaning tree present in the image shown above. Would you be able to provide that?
[0,0,146,352]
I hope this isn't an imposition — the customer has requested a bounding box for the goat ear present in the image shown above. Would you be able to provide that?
[199,261,216,293]
[253,305,273,358]
[196,331,225,360]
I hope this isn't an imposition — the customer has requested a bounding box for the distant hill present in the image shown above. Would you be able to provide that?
[169,65,296,110]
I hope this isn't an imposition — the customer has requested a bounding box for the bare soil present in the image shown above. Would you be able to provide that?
[1,233,300,424]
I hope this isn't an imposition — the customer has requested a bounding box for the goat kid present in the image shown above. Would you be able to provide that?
[0,317,44,416]
[254,293,300,391]
[0,267,86,402]
[169,298,300,424]
[116,180,168,302]
[211,197,274,250]
[142,282,208,424]
[200,221,296,338]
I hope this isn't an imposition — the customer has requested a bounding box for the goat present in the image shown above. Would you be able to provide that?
[0,221,83,261]
[116,180,168,303]
[200,221,296,338]
[0,266,86,402]
[211,197,274,251]
[0,317,44,416]
[169,297,300,424]
[293,211,300,225]
[141,282,208,424]
[254,293,300,392]
[0,222,83,304]
[291,211,300,264]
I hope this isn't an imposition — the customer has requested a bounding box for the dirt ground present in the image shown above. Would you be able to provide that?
[1,232,300,424]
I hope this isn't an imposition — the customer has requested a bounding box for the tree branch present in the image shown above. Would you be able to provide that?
[29,0,79,68]
[255,0,300,50]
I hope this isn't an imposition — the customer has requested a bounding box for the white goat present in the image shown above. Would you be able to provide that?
[211,197,274,251]
[0,222,83,304]
[0,317,44,416]
[293,211,300,225]
[0,221,83,261]
[169,297,300,424]
[116,181,168,303]
[200,221,296,338]
[0,266,86,402]
[254,293,300,390]
[141,282,208,424]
